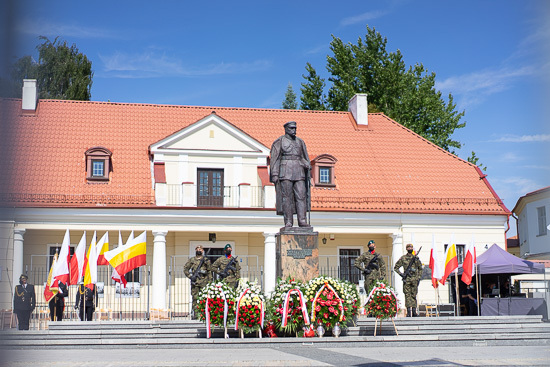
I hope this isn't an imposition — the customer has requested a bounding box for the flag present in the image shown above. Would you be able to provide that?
[52,229,71,285]
[111,231,133,286]
[96,231,110,266]
[44,254,59,302]
[104,231,146,276]
[461,236,477,285]
[441,242,458,285]
[69,232,87,285]
[429,234,444,288]
[83,232,98,290]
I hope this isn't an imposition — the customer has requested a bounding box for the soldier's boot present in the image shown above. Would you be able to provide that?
[412,307,418,317]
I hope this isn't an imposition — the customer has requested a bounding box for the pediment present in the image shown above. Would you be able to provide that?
[150,113,270,157]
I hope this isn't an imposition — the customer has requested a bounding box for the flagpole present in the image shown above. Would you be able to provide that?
[455,271,460,316]
[476,265,481,316]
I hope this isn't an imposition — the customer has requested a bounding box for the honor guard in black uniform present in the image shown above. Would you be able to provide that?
[13,274,36,330]
[49,281,69,321]
[75,283,97,321]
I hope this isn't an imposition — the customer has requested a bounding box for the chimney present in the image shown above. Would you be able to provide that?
[22,79,38,111]
[348,93,368,126]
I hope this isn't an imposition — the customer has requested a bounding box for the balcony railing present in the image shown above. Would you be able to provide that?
[162,184,273,208]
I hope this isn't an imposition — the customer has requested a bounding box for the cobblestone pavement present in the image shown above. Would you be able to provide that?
[2,345,549,366]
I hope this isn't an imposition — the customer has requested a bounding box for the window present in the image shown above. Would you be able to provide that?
[339,249,361,284]
[311,154,337,187]
[537,206,547,236]
[444,244,466,264]
[85,147,112,182]
[197,169,224,207]
[319,167,331,184]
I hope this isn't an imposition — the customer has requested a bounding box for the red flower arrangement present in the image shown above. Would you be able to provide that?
[364,282,398,320]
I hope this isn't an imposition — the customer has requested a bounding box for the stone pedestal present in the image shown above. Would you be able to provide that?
[276,227,318,282]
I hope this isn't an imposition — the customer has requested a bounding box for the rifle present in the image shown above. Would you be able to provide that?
[400,246,422,282]
[218,256,238,279]
[190,249,210,286]
[362,253,380,276]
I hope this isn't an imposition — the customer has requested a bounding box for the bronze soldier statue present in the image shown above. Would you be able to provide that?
[270,121,311,228]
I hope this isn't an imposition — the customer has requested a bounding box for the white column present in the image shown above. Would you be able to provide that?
[263,232,277,295]
[13,229,25,284]
[152,230,168,309]
[391,232,405,308]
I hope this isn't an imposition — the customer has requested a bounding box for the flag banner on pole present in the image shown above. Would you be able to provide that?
[104,231,146,276]
[441,243,458,285]
[52,229,71,285]
[429,234,443,288]
[461,236,476,285]
[96,231,110,266]
[44,254,59,302]
[83,231,98,290]
[70,232,87,285]
[111,231,131,286]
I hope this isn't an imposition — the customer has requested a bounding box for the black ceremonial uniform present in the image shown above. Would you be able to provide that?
[13,282,36,330]
[75,284,97,321]
[49,281,69,321]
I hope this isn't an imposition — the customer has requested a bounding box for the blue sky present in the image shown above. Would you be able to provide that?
[5,0,550,236]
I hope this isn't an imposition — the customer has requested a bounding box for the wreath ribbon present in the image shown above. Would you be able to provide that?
[362,284,400,319]
[282,288,310,327]
[310,281,344,324]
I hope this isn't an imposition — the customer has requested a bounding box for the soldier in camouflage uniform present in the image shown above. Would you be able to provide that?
[354,240,386,293]
[184,245,212,318]
[394,243,423,317]
[210,244,241,289]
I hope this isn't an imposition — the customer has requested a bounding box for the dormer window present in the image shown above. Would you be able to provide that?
[85,147,112,182]
[311,154,337,187]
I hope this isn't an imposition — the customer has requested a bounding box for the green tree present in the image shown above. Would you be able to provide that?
[282,82,298,109]
[467,151,486,171]
[300,62,326,110]
[1,37,93,100]
[301,26,466,153]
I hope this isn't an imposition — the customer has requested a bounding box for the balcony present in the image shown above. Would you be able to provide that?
[156,183,275,208]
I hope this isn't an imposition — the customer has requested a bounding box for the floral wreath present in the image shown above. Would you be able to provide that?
[267,277,307,335]
[196,281,236,338]
[234,281,266,334]
[363,281,399,320]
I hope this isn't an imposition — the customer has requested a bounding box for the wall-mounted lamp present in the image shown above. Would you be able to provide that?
[209,233,216,243]
[322,235,327,245]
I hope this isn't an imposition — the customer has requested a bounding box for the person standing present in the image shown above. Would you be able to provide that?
[354,240,386,293]
[184,245,212,318]
[75,283,97,321]
[48,281,69,321]
[13,274,36,330]
[394,243,423,317]
[270,121,311,228]
[211,244,241,289]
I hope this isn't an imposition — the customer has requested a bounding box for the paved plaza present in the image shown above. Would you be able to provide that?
[2,345,549,366]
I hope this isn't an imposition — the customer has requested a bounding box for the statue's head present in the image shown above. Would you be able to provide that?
[284,121,297,138]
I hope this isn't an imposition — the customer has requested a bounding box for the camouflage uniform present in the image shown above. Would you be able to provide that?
[354,252,386,293]
[210,256,241,289]
[184,256,212,312]
[394,253,422,308]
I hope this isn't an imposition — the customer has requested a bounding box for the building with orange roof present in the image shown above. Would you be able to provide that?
[0,81,510,316]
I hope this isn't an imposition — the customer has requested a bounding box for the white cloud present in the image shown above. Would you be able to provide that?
[489,134,550,143]
[492,176,543,210]
[16,19,117,39]
[340,10,388,26]
[436,65,535,108]
[98,51,271,78]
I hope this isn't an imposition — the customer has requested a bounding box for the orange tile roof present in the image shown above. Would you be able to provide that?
[0,98,509,215]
